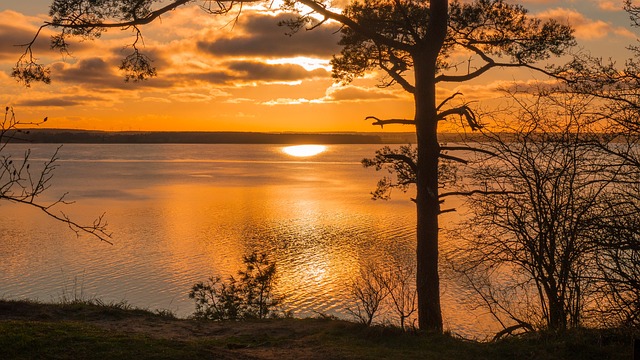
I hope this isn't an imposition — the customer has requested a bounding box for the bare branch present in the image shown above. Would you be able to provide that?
[439,153,467,164]
[436,92,463,112]
[440,146,497,157]
[437,105,482,130]
[0,107,112,243]
[366,116,415,128]
[439,189,523,199]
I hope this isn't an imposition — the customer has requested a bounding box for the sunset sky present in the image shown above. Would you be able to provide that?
[0,0,637,132]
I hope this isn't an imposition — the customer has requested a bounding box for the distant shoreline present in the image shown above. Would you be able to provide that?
[7,129,416,144]
[5,129,489,144]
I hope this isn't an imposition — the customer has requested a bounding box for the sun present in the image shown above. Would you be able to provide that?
[282,145,327,157]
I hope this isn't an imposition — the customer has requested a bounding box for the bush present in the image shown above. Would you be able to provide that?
[189,251,285,320]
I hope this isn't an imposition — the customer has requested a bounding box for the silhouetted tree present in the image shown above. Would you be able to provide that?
[448,92,632,332]
[558,0,640,328]
[0,107,111,243]
[14,0,575,331]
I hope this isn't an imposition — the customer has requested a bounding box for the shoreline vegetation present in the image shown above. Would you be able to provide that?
[0,299,634,359]
[1,129,499,145]
[9,129,416,144]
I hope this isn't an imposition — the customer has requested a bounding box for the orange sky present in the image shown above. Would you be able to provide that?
[0,1,637,132]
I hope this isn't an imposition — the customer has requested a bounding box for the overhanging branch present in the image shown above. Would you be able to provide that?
[297,0,412,52]
[47,0,195,28]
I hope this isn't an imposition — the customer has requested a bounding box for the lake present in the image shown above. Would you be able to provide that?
[0,143,494,337]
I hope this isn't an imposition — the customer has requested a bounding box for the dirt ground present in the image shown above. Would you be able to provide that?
[0,300,362,359]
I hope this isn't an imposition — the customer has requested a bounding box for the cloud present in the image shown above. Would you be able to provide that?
[50,57,176,89]
[0,12,51,61]
[168,92,215,103]
[142,97,172,103]
[197,12,341,58]
[325,86,400,101]
[226,61,329,82]
[596,1,622,11]
[176,60,329,86]
[15,95,106,107]
[261,85,402,105]
[536,7,634,40]
[51,57,123,88]
[0,10,95,62]
[452,79,561,100]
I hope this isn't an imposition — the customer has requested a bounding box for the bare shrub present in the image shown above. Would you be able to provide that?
[347,262,418,330]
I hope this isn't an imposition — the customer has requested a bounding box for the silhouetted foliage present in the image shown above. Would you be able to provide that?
[189,251,285,320]
[361,144,460,203]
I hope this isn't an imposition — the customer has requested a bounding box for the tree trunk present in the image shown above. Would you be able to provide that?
[414,93,443,332]
[412,0,448,333]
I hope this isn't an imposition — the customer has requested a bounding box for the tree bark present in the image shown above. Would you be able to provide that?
[413,0,448,332]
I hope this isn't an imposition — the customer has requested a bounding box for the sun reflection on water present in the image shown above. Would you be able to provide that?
[282,145,327,157]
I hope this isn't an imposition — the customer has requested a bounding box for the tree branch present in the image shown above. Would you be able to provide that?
[296,0,413,52]
[436,92,463,111]
[440,146,497,157]
[382,153,418,174]
[6,197,113,244]
[437,105,482,130]
[439,189,523,199]
[366,116,415,128]
[439,153,467,164]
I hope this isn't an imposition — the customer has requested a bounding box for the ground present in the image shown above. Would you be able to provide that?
[0,300,635,359]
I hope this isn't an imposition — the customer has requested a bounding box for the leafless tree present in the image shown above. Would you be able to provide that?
[379,263,418,331]
[347,261,417,330]
[1,107,111,243]
[346,263,389,326]
[559,1,640,328]
[448,91,630,332]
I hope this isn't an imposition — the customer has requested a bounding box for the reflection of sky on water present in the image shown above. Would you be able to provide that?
[0,143,496,338]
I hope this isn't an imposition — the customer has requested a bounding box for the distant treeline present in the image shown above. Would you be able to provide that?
[8,129,424,144]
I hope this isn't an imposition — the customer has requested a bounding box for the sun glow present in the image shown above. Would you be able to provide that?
[282,145,327,157]
[265,57,332,71]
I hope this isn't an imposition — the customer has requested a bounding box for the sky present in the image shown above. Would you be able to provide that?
[0,0,637,132]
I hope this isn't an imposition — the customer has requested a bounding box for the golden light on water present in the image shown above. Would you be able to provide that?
[282,145,327,157]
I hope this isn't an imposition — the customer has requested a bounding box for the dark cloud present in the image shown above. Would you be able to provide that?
[0,18,91,62]
[51,57,174,89]
[177,61,328,85]
[197,13,342,58]
[181,70,235,84]
[0,23,50,60]
[112,47,171,70]
[16,95,106,107]
[227,61,328,81]
[51,57,131,89]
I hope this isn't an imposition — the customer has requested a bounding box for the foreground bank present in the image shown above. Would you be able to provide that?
[0,300,634,359]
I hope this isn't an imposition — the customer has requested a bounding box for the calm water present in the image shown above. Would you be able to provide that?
[0,143,494,337]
